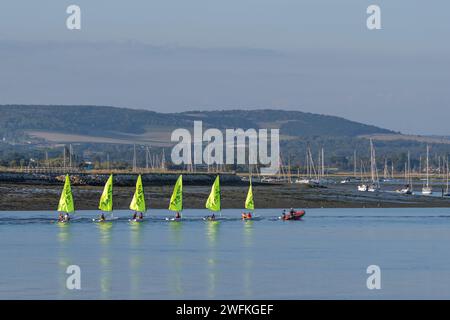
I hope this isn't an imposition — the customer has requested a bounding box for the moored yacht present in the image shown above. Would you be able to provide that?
[358,139,380,192]
[422,145,432,195]
[358,184,368,192]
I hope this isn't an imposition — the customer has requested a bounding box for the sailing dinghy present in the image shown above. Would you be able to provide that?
[56,175,74,224]
[94,174,118,222]
[129,175,146,223]
[166,175,183,221]
[203,176,221,221]
[242,178,258,220]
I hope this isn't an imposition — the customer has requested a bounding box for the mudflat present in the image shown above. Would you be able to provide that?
[1,182,450,211]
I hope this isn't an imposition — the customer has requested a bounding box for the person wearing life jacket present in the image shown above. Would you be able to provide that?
[138,212,144,220]
[175,212,181,219]
[289,208,296,219]
[281,211,287,220]
[204,213,216,221]
[58,213,64,222]
[132,212,137,220]
[100,213,106,221]
[64,213,71,222]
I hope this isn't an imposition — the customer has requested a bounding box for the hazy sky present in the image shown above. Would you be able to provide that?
[0,0,449,135]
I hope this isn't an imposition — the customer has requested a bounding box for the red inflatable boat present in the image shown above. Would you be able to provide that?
[280,210,306,220]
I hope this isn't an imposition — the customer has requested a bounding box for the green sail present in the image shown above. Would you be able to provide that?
[245,179,254,210]
[98,174,113,212]
[169,175,183,212]
[57,175,74,213]
[205,176,221,212]
[129,175,146,213]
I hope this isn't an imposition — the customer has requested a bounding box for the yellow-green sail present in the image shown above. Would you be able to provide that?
[98,174,113,212]
[130,175,146,213]
[206,176,221,211]
[169,175,183,212]
[245,179,254,210]
[58,175,74,213]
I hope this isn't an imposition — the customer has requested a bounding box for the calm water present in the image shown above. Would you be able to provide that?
[1,208,450,299]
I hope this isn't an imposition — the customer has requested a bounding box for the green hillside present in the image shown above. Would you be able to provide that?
[0,105,394,138]
[5,105,447,171]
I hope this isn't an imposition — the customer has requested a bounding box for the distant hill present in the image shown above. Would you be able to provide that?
[6,104,450,171]
[180,110,396,137]
[0,105,395,141]
[0,105,189,137]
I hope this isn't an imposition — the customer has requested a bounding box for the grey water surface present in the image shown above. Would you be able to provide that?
[1,208,450,299]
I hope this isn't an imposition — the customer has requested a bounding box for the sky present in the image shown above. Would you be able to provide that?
[0,0,449,135]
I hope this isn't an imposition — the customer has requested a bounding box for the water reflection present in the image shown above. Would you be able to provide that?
[57,223,71,298]
[169,221,183,245]
[243,220,254,248]
[205,221,220,298]
[57,223,72,243]
[243,220,254,297]
[206,221,220,247]
[129,222,143,298]
[97,222,113,298]
[168,222,184,296]
[98,222,113,244]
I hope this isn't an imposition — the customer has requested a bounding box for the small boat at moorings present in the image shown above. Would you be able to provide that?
[357,160,369,191]
[280,209,306,221]
[166,175,183,222]
[357,140,380,192]
[357,184,368,192]
[367,140,380,192]
[94,174,118,223]
[398,185,413,195]
[129,175,146,223]
[56,175,75,223]
[397,152,413,195]
[422,145,433,195]
[204,176,220,221]
[242,178,255,220]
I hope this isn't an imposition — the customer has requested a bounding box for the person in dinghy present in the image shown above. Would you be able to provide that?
[280,208,306,221]
[132,212,144,221]
[57,212,71,223]
[58,213,69,223]
[204,213,216,221]
[241,212,252,220]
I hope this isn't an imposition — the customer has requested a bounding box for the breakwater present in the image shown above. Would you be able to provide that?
[0,172,245,186]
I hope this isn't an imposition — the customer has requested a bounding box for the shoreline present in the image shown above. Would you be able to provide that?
[0,172,246,186]
[1,182,450,211]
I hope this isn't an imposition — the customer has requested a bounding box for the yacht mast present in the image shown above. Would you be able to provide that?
[445,155,449,194]
[426,145,430,188]
[133,144,137,172]
[408,151,412,188]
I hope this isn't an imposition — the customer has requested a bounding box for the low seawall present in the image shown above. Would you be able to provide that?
[0,172,245,186]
